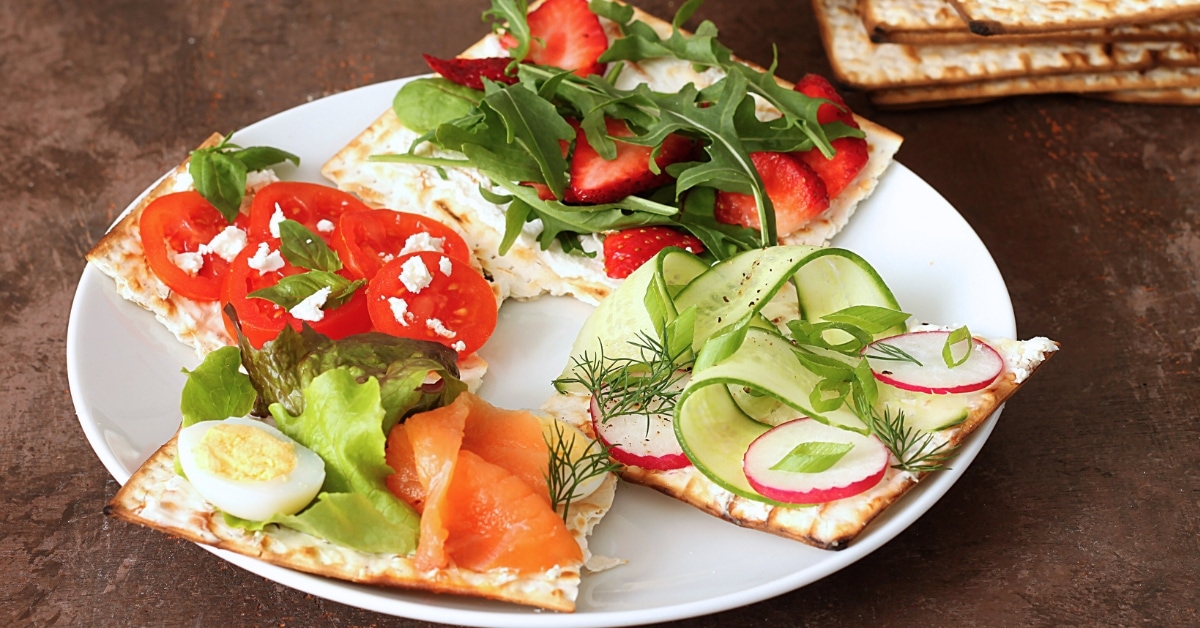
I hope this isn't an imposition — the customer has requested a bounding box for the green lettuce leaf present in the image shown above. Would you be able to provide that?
[179,346,256,428]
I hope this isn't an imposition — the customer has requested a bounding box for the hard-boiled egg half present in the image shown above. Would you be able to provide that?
[177,416,326,521]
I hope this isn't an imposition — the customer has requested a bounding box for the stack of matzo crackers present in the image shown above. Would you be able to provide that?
[811,0,1200,107]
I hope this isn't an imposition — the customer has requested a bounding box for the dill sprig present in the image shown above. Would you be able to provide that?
[864,341,923,366]
[867,406,958,473]
[544,420,620,521]
[554,331,692,427]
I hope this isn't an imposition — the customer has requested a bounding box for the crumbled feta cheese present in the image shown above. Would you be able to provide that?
[198,226,248,263]
[170,250,204,276]
[399,256,434,293]
[451,340,466,352]
[269,204,287,238]
[426,318,457,339]
[439,255,453,277]
[400,232,445,256]
[245,169,279,192]
[316,219,335,234]
[247,242,285,274]
[289,287,331,322]
[387,297,412,326]
[171,171,195,192]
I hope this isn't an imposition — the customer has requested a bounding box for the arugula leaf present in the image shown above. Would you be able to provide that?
[189,134,299,222]
[484,0,531,65]
[769,441,853,473]
[179,346,256,428]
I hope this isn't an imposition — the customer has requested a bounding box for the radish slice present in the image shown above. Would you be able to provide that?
[590,396,691,471]
[864,330,1004,394]
[743,419,888,504]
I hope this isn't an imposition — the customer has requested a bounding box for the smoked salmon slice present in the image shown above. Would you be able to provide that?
[385,391,580,573]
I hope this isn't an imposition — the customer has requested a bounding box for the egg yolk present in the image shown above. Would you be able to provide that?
[195,423,296,482]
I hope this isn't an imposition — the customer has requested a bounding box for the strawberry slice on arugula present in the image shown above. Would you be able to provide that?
[791,74,868,199]
[564,118,695,205]
[421,55,519,90]
[714,152,830,237]
[603,226,704,279]
[501,0,608,77]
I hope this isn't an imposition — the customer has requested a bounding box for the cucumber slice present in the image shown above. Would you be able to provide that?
[675,382,769,500]
[875,383,972,432]
[556,248,708,392]
[793,248,905,340]
[675,246,902,350]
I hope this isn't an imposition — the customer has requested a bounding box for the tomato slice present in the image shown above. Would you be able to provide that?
[366,252,497,355]
[140,191,245,301]
[247,182,371,243]
[333,209,474,281]
[222,242,373,348]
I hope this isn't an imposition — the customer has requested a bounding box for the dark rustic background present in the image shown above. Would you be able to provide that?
[4,0,1198,626]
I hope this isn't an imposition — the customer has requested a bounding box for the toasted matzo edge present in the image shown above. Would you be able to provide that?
[867,64,1200,108]
[107,430,618,612]
[1085,85,1200,103]
[85,133,241,356]
[322,4,902,306]
[949,0,1200,35]
[541,337,1057,550]
[814,0,1159,91]
[862,0,1200,44]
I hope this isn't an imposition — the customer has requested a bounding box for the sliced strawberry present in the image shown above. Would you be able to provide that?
[714,152,830,237]
[792,74,868,199]
[603,226,705,279]
[564,118,694,204]
[794,73,854,126]
[422,54,518,90]
[793,136,868,199]
[504,0,608,77]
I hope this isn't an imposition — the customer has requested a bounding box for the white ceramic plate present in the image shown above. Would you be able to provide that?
[67,78,1015,627]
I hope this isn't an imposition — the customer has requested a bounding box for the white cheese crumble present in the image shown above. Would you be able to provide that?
[451,340,466,352]
[399,256,434,293]
[387,297,413,326]
[247,242,285,274]
[998,336,1059,383]
[439,255,453,277]
[269,204,287,238]
[170,250,204,276]
[400,232,445,256]
[289,287,331,322]
[426,318,457,339]
[198,226,248,262]
[170,171,195,192]
[316,219,335,234]
[245,169,279,192]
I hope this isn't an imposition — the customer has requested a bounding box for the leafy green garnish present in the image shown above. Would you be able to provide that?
[179,346,257,428]
[226,491,418,554]
[942,325,973,368]
[864,341,923,366]
[228,306,463,432]
[248,219,364,311]
[544,421,619,521]
[189,134,299,222]
[393,78,484,134]
[866,406,958,473]
[265,368,420,553]
[381,0,863,256]
[769,441,853,473]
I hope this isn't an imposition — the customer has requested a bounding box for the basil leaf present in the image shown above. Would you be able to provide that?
[769,441,853,474]
[179,346,257,428]
[278,219,342,272]
[249,270,364,310]
[943,325,974,368]
[231,146,300,172]
[392,78,483,134]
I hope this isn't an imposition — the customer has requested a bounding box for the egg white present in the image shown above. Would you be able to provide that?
[177,416,326,521]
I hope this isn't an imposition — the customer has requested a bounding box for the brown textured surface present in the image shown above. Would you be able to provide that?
[4,0,1200,626]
